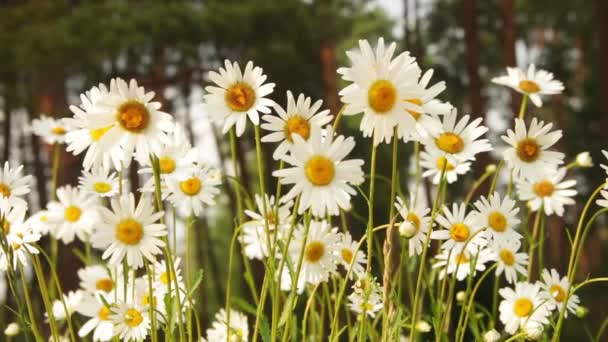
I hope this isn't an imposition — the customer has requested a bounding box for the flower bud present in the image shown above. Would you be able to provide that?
[4,322,19,336]
[415,320,431,333]
[485,164,497,174]
[523,321,543,340]
[576,152,593,168]
[399,221,416,239]
[456,291,466,302]
[483,329,500,342]
[575,305,588,318]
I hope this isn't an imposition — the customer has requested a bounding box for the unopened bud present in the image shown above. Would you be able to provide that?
[456,291,466,302]
[576,152,593,168]
[523,321,543,340]
[4,322,19,336]
[399,221,416,239]
[415,320,431,333]
[485,164,497,174]
[483,329,500,342]
[575,306,588,318]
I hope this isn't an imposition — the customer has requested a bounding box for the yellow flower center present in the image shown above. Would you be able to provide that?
[117,100,150,133]
[142,293,157,307]
[341,248,353,263]
[499,249,515,266]
[2,221,9,234]
[93,182,112,194]
[180,177,202,196]
[435,156,455,171]
[550,284,566,302]
[513,298,533,317]
[305,156,335,186]
[368,80,397,113]
[284,116,311,142]
[488,211,507,232]
[90,125,112,141]
[0,183,11,197]
[436,133,464,154]
[125,308,144,327]
[95,278,114,292]
[406,212,420,232]
[159,157,176,174]
[115,219,144,245]
[455,252,469,264]
[225,82,256,112]
[518,80,541,94]
[64,206,82,222]
[533,180,555,198]
[405,98,423,120]
[305,241,325,263]
[51,126,66,135]
[516,138,541,162]
[450,223,470,242]
[40,215,48,222]
[160,271,173,285]
[98,306,111,321]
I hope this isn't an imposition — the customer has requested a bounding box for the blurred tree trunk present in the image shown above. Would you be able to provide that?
[317,0,340,115]
[595,0,608,139]
[499,0,518,116]
[2,85,12,162]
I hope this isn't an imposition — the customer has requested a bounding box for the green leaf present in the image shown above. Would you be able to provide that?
[260,315,271,342]
[231,297,257,316]
[186,269,204,300]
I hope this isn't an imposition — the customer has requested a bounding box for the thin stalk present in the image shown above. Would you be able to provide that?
[457,264,498,342]
[527,207,543,279]
[366,142,378,273]
[145,261,159,342]
[229,129,244,224]
[518,94,529,120]
[224,224,241,342]
[48,142,61,298]
[332,105,345,131]
[18,262,44,341]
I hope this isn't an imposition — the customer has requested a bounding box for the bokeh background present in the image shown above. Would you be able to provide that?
[0,0,607,339]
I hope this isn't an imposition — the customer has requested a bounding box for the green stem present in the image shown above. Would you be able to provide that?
[366,142,378,273]
[527,207,543,279]
[18,262,44,341]
[224,225,241,342]
[145,261,159,342]
[229,129,244,224]
[457,264,498,342]
[518,94,529,120]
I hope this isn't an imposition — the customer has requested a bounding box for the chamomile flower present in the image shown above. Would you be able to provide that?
[398,69,452,142]
[206,309,249,342]
[78,265,120,297]
[0,197,26,235]
[76,294,114,341]
[0,221,41,271]
[49,290,83,321]
[89,78,174,167]
[433,246,493,281]
[501,118,564,181]
[79,167,119,198]
[337,231,366,277]
[133,276,167,321]
[273,126,364,217]
[347,277,383,318]
[420,149,471,184]
[395,196,431,256]
[0,162,32,207]
[338,38,422,145]
[473,193,522,242]
[261,91,333,160]
[287,220,340,285]
[47,185,100,244]
[111,301,150,341]
[166,164,221,216]
[498,282,550,335]
[516,167,577,217]
[31,115,72,144]
[241,194,293,260]
[421,109,492,164]
[596,189,608,208]
[600,150,608,185]
[92,193,166,268]
[539,268,579,317]
[66,83,122,171]
[492,64,564,107]
[24,209,52,235]
[431,202,486,252]
[491,239,527,284]
[204,60,275,136]
[153,257,185,297]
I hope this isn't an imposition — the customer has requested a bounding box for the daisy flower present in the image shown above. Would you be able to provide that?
[337,231,366,277]
[79,166,119,198]
[241,194,293,260]
[501,118,564,181]
[490,239,527,284]
[166,164,221,216]
[338,38,422,145]
[287,220,340,285]
[0,161,32,207]
[420,149,471,184]
[420,108,492,164]
[539,268,579,317]
[347,277,383,318]
[48,290,83,322]
[397,69,452,142]
[492,64,564,107]
[395,196,431,256]
[596,189,608,208]
[31,115,72,144]
[46,185,100,244]
[66,83,123,171]
[273,126,364,217]
[0,220,41,271]
[204,60,275,136]
[91,193,166,268]
[24,209,52,235]
[516,167,577,217]
[133,276,167,322]
[111,301,150,341]
[206,309,249,342]
[431,202,486,252]
[498,282,551,335]
[473,192,522,242]
[88,78,174,167]
[78,265,120,297]
[76,294,114,341]
[261,91,333,160]
[0,197,26,236]
[153,257,185,298]
[433,246,493,281]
